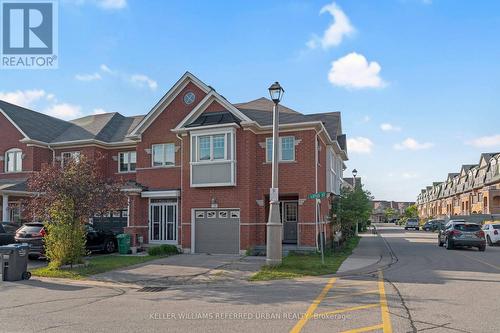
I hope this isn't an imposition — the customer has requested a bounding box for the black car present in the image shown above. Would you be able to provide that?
[438,220,486,251]
[0,222,21,245]
[15,223,117,259]
[423,219,445,231]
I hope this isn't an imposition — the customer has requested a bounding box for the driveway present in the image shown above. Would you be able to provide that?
[91,253,265,286]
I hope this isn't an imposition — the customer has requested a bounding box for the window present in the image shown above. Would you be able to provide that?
[266,136,295,162]
[152,144,175,167]
[62,151,80,167]
[119,151,136,172]
[218,211,228,218]
[197,134,226,161]
[5,149,22,173]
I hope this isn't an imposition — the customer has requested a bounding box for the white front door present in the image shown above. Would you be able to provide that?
[149,200,177,244]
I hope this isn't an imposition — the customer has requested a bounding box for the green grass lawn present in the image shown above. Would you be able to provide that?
[249,236,360,281]
[32,254,166,280]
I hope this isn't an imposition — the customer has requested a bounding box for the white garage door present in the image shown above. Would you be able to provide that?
[194,209,240,254]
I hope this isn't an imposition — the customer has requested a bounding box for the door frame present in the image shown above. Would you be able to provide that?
[281,200,298,244]
[149,199,178,245]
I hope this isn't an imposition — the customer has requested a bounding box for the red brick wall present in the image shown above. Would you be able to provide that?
[0,112,33,175]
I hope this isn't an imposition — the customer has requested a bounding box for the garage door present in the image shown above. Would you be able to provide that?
[194,209,240,254]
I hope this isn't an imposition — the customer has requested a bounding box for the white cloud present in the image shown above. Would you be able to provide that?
[307,2,354,49]
[467,134,500,148]
[380,123,401,132]
[96,0,127,9]
[75,72,102,81]
[402,172,418,179]
[0,89,47,108]
[347,137,374,154]
[93,108,107,115]
[130,74,158,91]
[45,103,82,120]
[328,52,386,89]
[362,115,371,123]
[394,138,434,150]
[100,64,113,74]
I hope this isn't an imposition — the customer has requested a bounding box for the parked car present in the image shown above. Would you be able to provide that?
[15,223,117,259]
[422,219,445,232]
[482,223,500,246]
[0,222,21,245]
[405,218,419,230]
[438,220,486,251]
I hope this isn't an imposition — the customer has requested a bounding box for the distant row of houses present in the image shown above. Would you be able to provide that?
[370,201,415,223]
[416,152,500,220]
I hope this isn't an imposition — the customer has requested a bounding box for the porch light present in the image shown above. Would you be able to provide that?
[268,82,284,104]
[352,169,358,178]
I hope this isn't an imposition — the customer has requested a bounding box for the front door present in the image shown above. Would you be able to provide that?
[282,202,298,244]
[149,200,177,244]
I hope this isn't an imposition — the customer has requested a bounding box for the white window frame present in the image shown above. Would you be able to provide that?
[61,151,80,167]
[4,148,22,173]
[118,151,137,173]
[265,136,296,163]
[195,134,228,162]
[152,143,175,167]
[189,127,236,187]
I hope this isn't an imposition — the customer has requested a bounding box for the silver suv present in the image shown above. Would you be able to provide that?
[438,220,486,251]
[405,218,419,230]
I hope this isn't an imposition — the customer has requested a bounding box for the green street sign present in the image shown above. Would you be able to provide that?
[308,192,328,199]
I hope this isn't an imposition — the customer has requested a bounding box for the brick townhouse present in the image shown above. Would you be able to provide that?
[416,152,500,220]
[0,72,348,254]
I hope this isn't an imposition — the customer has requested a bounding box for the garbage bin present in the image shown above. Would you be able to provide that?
[0,243,31,281]
[116,234,131,255]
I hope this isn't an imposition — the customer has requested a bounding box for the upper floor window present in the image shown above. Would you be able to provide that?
[152,143,175,167]
[197,134,226,161]
[119,151,136,172]
[61,151,80,167]
[5,149,22,173]
[266,136,295,163]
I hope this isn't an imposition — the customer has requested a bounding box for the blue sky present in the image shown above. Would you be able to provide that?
[1,0,500,202]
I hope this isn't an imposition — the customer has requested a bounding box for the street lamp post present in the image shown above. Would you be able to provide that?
[352,169,358,235]
[266,82,285,266]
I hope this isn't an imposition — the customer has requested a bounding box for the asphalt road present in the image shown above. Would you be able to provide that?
[1,224,499,333]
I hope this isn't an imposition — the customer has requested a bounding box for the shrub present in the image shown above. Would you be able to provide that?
[147,244,180,256]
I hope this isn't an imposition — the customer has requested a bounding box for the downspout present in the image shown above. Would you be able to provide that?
[48,144,56,166]
[176,133,184,252]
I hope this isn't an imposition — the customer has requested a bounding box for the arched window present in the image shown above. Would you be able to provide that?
[4,148,22,173]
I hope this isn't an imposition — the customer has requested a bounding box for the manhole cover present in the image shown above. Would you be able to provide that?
[137,287,169,292]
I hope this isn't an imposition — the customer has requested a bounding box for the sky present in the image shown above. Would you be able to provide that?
[1,0,500,202]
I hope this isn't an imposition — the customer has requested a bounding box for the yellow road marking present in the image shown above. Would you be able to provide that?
[457,253,500,271]
[289,277,337,333]
[378,270,392,333]
[316,303,380,316]
[341,323,383,333]
[324,289,379,301]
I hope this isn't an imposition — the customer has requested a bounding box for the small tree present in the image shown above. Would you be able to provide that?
[330,186,373,240]
[28,156,126,268]
[384,208,397,222]
[403,205,418,219]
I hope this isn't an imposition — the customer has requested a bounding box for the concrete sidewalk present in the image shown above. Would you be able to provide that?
[91,253,265,286]
[336,231,391,275]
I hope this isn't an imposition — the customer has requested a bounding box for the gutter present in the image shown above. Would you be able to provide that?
[176,133,184,249]
[47,144,56,166]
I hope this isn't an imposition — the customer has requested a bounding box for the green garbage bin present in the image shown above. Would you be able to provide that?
[116,234,131,255]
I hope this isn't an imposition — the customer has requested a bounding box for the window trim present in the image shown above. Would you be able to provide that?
[151,143,176,168]
[61,151,80,167]
[118,151,137,173]
[4,148,22,173]
[196,134,228,162]
[265,136,296,163]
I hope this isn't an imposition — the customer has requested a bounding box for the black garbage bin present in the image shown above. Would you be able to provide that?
[0,243,31,281]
